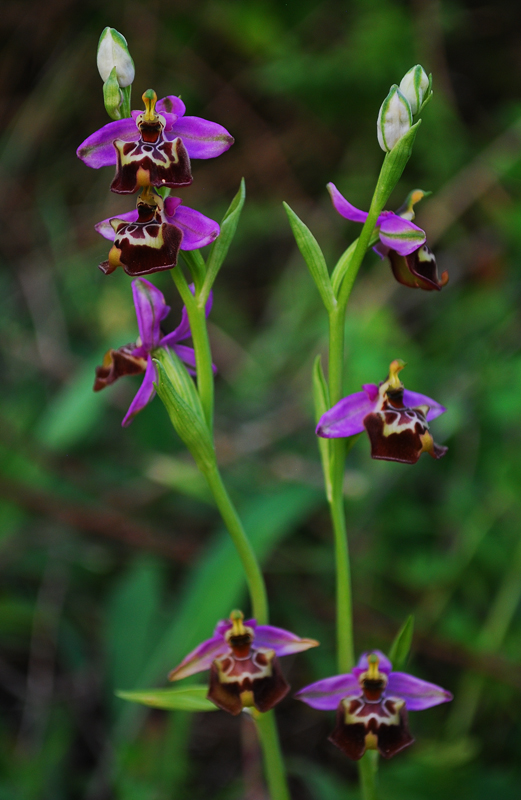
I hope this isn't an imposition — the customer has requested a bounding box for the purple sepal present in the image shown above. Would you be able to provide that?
[316,391,374,438]
[122,357,157,427]
[295,673,360,711]
[171,203,220,249]
[378,213,426,257]
[387,672,453,710]
[77,118,138,168]
[327,183,369,224]
[254,624,319,656]
[168,116,234,159]
[402,390,446,421]
[132,278,170,352]
[168,634,230,681]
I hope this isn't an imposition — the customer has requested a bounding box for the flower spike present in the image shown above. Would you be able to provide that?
[296,651,452,760]
[168,610,319,716]
[317,361,447,464]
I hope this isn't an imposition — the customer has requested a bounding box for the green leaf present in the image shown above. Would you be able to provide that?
[388,615,414,670]
[202,178,245,300]
[181,249,206,292]
[312,355,332,502]
[102,67,122,120]
[331,234,379,297]
[154,356,215,474]
[373,120,421,212]
[35,356,109,451]
[116,686,217,713]
[283,202,335,312]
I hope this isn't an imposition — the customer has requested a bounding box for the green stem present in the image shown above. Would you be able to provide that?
[255,711,291,800]
[171,268,214,433]
[204,461,269,625]
[358,752,379,800]
[326,307,354,672]
[120,85,132,118]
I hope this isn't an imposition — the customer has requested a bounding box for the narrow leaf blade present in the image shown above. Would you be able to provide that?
[388,615,414,671]
[284,202,335,312]
[203,178,245,298]
[116,686,217,712]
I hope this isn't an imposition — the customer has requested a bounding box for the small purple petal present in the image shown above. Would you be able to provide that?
[77,118,138,168]
[122,357,157,427]
[166,343,217,376]
[168,116,234,159]
[254,625,319,657]
[132,279,170,352]
[362,384,379,402]
[327,183,369,223]
[402,390,446,421]
[356,651,392,675]
[95,210,138,241]
[214,618,257,637]
[387,671,453,710]
[379,213,426,257]
[373,240,390,259]
[168,634,230,681]
[295,673,360,711]
[173,205,220,250]
[157,95,187,118]
[316,391,375,438]
[164,196,183,216]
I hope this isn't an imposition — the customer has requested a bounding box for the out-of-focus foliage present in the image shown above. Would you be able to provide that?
[1,0,521,797]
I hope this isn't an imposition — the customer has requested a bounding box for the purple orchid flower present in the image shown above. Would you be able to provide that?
[328,183,448,291]
[77,89,234,193]
[95,191,220,277]
[317,360,447,465]
[168,610,319,716]
[296,650,452,760]
[94,278,213,427]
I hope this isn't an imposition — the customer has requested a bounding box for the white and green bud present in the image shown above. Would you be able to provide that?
[377,85,412,153]
[399,65,430,115]
[97,27,135,88]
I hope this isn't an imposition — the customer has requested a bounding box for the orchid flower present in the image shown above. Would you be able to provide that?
[168,610,319,716]
[296,651,452,760]
[94,278,213,426]
[328,183,448,291]
[317,360,447,464]
[95,187,220,276]
[77,89,234,193]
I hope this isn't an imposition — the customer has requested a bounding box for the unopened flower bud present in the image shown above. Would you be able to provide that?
[399,65,430,115]
[97,27,135,88]
[377,85,412,153]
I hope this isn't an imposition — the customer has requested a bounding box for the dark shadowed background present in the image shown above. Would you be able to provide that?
[1,0,521,797]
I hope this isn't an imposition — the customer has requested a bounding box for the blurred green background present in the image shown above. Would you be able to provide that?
[1,0,521,797]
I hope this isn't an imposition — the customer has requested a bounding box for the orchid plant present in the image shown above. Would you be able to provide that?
[78,28,453,800]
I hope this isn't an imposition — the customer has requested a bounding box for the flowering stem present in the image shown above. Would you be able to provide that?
[255,711,291,800]
[327,307,355,672]
[358,751,379,800]
[171,268,214,432]
[203,461,269,625]
[170,265,290,800]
